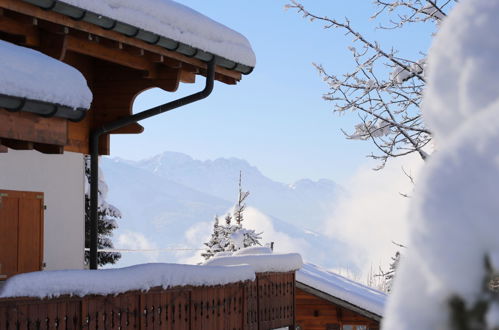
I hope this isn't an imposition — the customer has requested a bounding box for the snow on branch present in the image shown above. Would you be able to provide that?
[286,0,454,168]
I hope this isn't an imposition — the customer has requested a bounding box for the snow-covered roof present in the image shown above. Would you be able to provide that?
[0,40,92,110]
[203,247,303,273]
[52,0,256,68]
[296,263,386,318]
[0,263,254,299]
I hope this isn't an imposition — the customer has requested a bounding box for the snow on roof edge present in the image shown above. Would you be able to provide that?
[0,40,92,110]
[296,263,387,317]
[57,0,256,68]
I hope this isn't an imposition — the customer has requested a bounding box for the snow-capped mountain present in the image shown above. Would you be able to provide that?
[100,152,351,271]
[134,151,342,230]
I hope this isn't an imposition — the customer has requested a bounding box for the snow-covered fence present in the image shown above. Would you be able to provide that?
[0,272,296,329]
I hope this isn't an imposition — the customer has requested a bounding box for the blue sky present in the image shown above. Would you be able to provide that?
[109,1,434,185]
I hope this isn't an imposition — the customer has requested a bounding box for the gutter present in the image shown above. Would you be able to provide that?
[0,93,86,121]
[88,58,216,270]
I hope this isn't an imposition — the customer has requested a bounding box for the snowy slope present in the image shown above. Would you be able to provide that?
[100,154,351,271]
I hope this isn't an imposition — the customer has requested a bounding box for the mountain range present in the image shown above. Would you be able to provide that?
[101,151,353,271]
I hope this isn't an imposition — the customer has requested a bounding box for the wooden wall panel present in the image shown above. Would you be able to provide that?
[295,288,380,330]
[0,111,67,146]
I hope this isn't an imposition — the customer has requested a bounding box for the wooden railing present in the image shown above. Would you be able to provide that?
[0,272,295,330]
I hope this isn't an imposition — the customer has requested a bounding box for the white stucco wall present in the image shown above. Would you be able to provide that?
[0,149,85,270]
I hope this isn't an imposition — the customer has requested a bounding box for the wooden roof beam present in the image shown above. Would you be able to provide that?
[39,30,67,60]
[0,0,242,82]
[33,143,63,154]
[0,10,39,46]
[65,35,155,75]
[1,138,34,151]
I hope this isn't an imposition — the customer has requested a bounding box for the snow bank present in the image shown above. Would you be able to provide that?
[59,0,256,67]
[383,1,499,329]
[422,0,499,143]
[204,252,303,273]
[297,263,386,317]
[0,263,254,299]
[0,40,92,109]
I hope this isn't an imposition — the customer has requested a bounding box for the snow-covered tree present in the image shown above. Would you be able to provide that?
[201,216,224,260]
[378,250,401,293]
[202,172,262,260]
[84,156,121,266]
[382,1,499,329]
[286,0,457,169]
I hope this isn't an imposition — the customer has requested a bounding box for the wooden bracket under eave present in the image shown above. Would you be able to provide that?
[109,123,144,135]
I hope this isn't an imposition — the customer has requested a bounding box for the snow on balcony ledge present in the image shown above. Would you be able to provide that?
[203,247,303,273]
[0,263,254,299]
[0,40,92,110]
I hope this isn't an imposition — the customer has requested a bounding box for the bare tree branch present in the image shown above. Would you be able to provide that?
[286,0,456,168]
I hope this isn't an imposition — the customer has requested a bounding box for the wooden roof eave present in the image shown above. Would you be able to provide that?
[296,281,383,322]
[0,0,244,84]
[0,0,248,155]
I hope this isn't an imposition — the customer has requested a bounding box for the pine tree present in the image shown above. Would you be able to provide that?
[377,242,405,293]
[384,251,400,293]
[84,155,121,266]
[234,171,249,226]
[201,216,224,260]
[202,172,262,260]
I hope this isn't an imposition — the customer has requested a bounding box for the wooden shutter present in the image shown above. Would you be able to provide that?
[0,190,44,279]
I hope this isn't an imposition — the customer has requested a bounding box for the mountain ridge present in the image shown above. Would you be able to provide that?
[101,151,350,271]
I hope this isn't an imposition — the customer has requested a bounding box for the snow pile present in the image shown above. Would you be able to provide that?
[233,246,272,256]
[0,263,254,299]
[203,246,302,273]
[421,0,499,143]
[59,0,256,67]
[383,1,499,329]
[297,263,386,316]
[0,40,92,109]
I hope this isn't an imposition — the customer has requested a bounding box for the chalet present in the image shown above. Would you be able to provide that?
[0,0,255,276]
[295,263,386,330]
[0,1,303,329]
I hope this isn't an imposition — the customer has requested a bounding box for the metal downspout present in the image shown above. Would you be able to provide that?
[89,59,216,269]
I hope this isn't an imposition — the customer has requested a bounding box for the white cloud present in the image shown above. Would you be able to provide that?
[324,154,425,277]
[177,221,212,265]
[116,231,160,263]
[243,207,310,254]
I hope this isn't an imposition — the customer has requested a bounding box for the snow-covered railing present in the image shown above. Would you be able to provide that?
[0,257,300,329]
